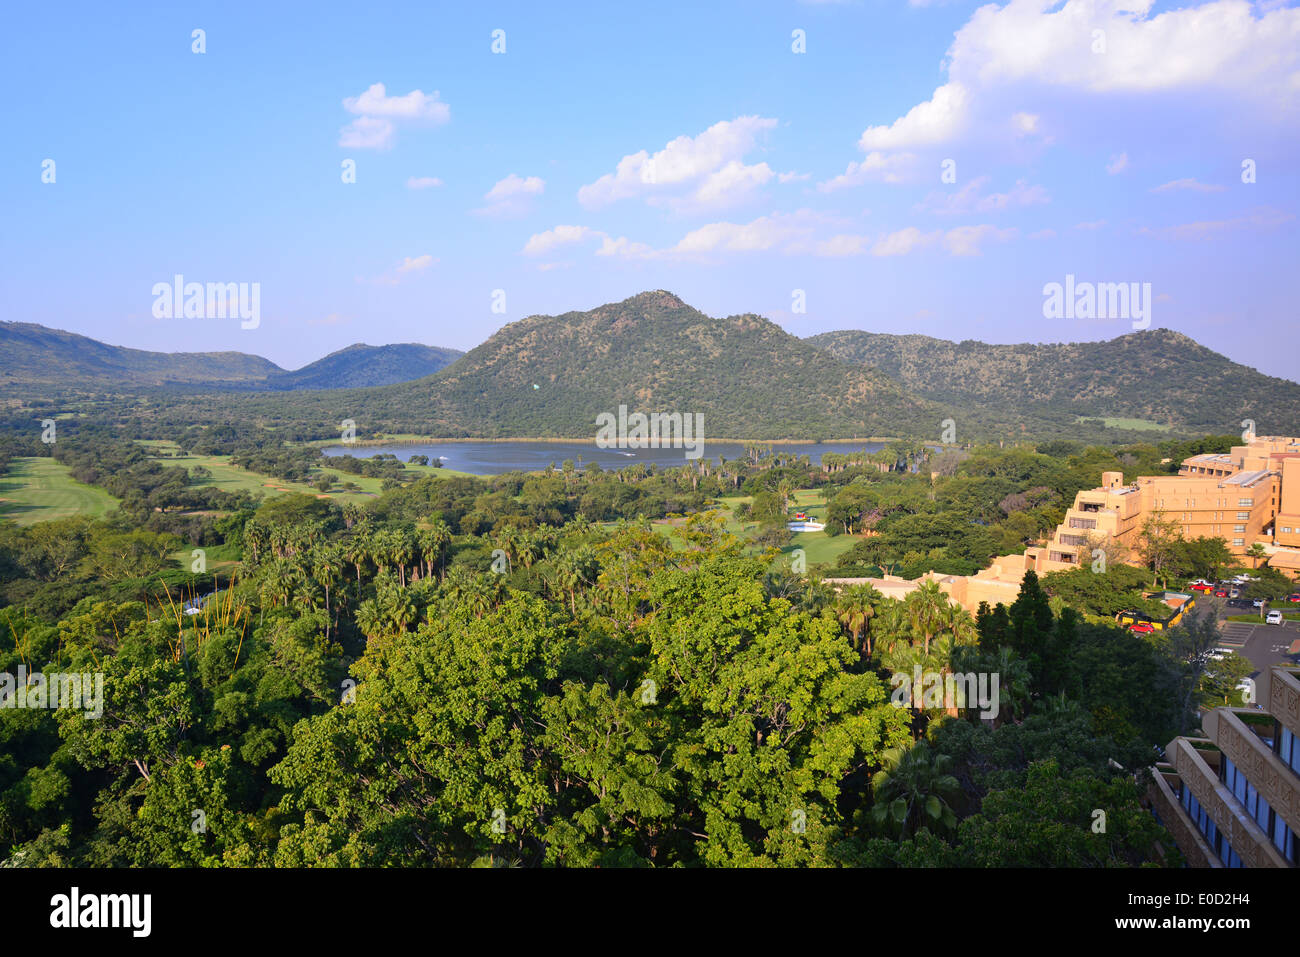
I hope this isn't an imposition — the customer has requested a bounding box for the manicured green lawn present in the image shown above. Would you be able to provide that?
[0,457,120,525]
[1075,416,1171,432]
[605,488,861,568]
[140,440,474,505]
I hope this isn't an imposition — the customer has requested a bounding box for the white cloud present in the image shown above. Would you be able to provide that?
[858,83,971,152]
[476,174,545,218]
[339,83,449,149]
[397,255,436,273]
[817,151,918,191]
[1106,152,1129,175]
[826,0,1300,184]
[522,225,597,256]
[358,254,438,285]
[1137,206,1293,240]
[672,213,812,254]
[872,227,942,257]
[406,176,444,189]
[578,116,778,211]
[343,83,449,121]
[1150,177,1226,193]
[915,175,1049,215]
[339,116,395,150]
[942,224,1017,256]
[1011,111,1040,136]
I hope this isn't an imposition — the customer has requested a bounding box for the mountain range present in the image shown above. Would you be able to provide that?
[5,293,1299,441]
[0,322,462,392]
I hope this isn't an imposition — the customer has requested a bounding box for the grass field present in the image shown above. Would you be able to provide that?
[1076,416,1171,432]
[0,457,120,525]
[140,440,474,505]
[606,488,859,568]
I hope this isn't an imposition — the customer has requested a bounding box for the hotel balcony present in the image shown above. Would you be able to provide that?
[1145,665,1300,867]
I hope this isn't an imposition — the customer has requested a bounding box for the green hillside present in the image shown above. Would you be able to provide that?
[805,327,1300,436]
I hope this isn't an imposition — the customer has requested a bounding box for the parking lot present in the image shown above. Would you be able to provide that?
[1205,595,1300,674]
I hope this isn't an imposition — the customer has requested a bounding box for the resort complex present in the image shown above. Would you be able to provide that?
[1044,434,1300,577]
[830,434,1300,613]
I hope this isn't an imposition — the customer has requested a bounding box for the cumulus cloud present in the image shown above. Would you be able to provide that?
[475,174,545,218]
[338,83,450,150]
[522,225,598,256]
[1106,152,1129,175]
[858,83,971,152]
[825,0,1300,184]
[578,116,778,211]
[817,152,918,191]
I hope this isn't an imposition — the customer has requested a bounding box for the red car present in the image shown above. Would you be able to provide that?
[1214,589,1228,597]
[1189,583,1213,593]
[1129,622,1156,634]
[1288,594,1300,603]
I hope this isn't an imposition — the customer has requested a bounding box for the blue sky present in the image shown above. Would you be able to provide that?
[3,0,1297,383]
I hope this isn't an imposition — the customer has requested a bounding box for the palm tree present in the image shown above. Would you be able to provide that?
[312,543,344,638]
[417,520,452,581]
[905,580,950,657]
[836,583,882,655]
[345,530,372,586]
[870,740,961,838]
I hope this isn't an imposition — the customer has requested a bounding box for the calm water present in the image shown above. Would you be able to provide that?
[322,440,888,476]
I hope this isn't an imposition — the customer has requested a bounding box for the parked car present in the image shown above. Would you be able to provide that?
[1226,598,1254,609]
[1252,598,1267,608]
[1266,610,1284,625]
[1128,622,1156,635]
[1287,593,1300,603]
[1188,583,1213,593]
[1230,589,1241,598]
[1214,589,1228,597]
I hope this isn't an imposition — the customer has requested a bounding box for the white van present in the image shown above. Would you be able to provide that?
[1266,610,1284,625]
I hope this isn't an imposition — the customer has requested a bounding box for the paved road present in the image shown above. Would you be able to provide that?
[1204,596,1300,676]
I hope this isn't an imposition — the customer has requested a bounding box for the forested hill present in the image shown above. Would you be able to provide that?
[0,322,460,393]
[805,327,1300,436]
[0,321,281,389]
[383,290,939,438]
[269,343,463,390]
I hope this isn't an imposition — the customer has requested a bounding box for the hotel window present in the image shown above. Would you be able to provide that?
[1234,538,1245,546]
[1239,498,1254,507]
[1279,726,1300,779]
[1234,525,1246,533]
[1237,512,1250,520]
[1284,526,1294,534]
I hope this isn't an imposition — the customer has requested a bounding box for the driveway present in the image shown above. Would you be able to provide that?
[1206,595,1300,674]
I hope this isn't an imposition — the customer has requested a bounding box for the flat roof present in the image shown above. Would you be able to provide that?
[1222,469,1272,487]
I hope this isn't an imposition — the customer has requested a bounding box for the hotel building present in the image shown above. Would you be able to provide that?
[1146,664,1300,867]
[1044,435,1300,577]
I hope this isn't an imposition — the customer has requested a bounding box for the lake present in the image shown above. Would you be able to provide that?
[322,440,889,476]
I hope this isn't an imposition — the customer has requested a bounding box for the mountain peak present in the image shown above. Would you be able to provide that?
[617,290,689,310]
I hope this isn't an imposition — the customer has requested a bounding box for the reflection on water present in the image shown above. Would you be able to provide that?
[322,440,889,476]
